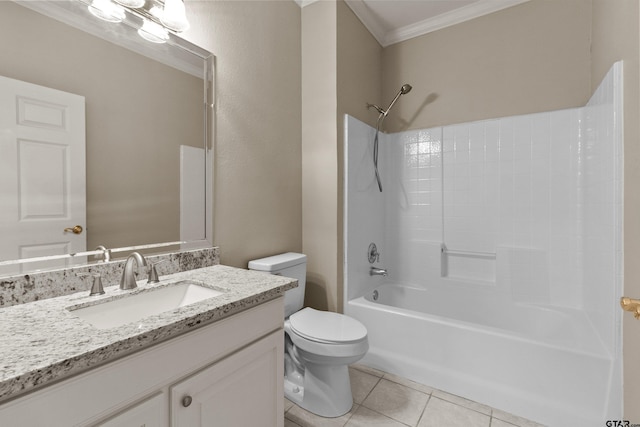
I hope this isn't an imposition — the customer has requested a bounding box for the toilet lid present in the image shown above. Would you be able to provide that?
[289,307,367,344]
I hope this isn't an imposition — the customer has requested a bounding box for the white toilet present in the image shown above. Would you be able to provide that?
[248,252,368,418]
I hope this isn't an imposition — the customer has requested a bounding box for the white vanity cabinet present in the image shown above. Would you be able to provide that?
[99,393,166,427]
[170,330,282,426]
[0,297,284,427]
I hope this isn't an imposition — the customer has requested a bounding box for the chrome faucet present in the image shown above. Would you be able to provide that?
[370,266,388,277]
[120,252,147,290]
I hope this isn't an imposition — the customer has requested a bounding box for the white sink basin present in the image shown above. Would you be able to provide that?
[69,281,224,330]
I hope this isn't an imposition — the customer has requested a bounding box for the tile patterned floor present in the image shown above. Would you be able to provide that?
[284,364,546,427]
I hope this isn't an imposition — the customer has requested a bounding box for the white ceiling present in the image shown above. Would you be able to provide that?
[297,0,530,47]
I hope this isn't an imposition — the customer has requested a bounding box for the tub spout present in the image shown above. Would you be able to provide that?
[370,267,388,277]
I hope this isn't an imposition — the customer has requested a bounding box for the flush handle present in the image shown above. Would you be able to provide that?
[63,225,83,234]
[620,297,640,319]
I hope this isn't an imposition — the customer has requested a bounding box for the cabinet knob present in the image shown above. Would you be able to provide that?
[182,396,193,407]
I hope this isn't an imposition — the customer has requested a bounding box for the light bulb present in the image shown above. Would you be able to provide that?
[88,0,125,23]
[113,0,145,8]
[161,0,190,32]
[148,5,163,18]
[138,19,169,44]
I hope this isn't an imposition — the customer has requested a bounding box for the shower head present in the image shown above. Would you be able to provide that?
[400,84,412,95]
[384,83,413,116]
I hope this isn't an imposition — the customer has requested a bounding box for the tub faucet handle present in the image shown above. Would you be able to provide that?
[368,243,380,264]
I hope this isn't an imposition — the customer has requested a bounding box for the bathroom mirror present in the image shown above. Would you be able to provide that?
[0,0,213,275]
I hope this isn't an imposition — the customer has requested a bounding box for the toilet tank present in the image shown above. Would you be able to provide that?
[248,253,307,318]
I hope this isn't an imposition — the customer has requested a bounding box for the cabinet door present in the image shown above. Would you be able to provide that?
[97,393,167,427]
[170,330,283,427]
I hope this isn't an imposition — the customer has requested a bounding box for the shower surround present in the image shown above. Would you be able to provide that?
[344,63,623,426]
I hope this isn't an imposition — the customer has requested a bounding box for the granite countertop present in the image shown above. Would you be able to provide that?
[0,265,296,403]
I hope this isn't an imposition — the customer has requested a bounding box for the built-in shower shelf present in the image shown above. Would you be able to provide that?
[441,245,496,284]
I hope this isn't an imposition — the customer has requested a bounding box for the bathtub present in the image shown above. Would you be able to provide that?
[346,283,614,427]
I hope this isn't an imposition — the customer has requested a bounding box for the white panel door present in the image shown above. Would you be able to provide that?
[170,330,284,427]
[0,75,86,274]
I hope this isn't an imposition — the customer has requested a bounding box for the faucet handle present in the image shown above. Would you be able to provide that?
[78,273,105,296]
[147,260,166,284]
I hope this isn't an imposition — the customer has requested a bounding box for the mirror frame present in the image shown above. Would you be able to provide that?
[0,0,214,274]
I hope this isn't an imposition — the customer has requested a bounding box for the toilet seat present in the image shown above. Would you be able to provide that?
[289,308,367,344]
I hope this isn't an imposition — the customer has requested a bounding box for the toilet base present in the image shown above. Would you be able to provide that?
[284,363,354,418]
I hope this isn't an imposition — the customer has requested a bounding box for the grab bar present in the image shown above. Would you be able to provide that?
[441,246,496,259]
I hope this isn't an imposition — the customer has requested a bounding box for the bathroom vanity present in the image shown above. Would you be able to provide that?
[0,265,295,426]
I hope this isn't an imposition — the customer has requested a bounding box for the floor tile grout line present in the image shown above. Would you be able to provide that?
[357,380,431,427]
[380,373,434,395]
[357,375,383,405]
[429,393,493,418]
[414,393,433,427]
[351,364,384,378]
[286,419,303,427]
[340,403,359,427]
[490,415,522,427]
[283,413,301,427]
[346,404,415,427]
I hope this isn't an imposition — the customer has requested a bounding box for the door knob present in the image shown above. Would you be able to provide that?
[620,297,640,319]
[63,225,83,234]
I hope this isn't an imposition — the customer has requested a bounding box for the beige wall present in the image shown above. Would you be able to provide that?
[299,0,382,312]
[301,0,339,311]
[381,0,592,132]
[184,1,302,268]
[337,0,383,131]
[590,0,640,418]
[0,2,203,251]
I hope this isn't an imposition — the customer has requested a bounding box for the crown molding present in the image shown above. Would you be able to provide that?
[344,0,531,47]
[343,0,387,46]
[384,0,530,46]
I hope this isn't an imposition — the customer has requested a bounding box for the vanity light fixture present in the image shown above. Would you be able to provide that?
[138,19,170,43]
[88,0,125,23]
[86,0,190,44]
[113,0,145,8]
[160,0,189,32]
